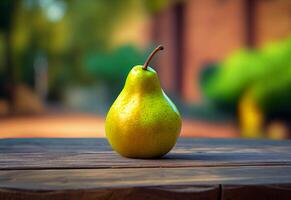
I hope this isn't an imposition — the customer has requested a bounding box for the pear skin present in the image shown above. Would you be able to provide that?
[105,46,182,158]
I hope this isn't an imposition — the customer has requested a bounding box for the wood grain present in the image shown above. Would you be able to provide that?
[0,138,291,170]
[0,185,220,200]
[1,166,291,190]
[1,138,291,199]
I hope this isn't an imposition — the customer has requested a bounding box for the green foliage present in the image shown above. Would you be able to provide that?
[250,63,291,114]
[202,36,291,114]
[85,45,146,83]
[144,0,172,13]
[7,0,155,100]
[67,0,130,51]
[261,37,291,68]
[0,0,14,30]
[84,45,148,101]
[202,49,266,103]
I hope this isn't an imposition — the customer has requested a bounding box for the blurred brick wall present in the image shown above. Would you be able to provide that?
[154,0,291,103]
[154,6,179,93]
[254,0,291,47]
[182,0,247,102]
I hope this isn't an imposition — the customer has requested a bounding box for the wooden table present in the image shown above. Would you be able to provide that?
[0,138,291,200]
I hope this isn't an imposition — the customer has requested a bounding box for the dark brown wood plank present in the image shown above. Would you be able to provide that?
[222,185,291,200]
[1,166,291,200]
[0,166,291,191]
[0,138,291,170]
[0,185,219,200]
[0,139,291,199]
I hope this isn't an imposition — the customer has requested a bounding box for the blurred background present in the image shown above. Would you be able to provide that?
[0,0,290,139]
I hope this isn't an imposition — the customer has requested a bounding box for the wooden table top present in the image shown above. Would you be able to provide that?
[0,138,291,200]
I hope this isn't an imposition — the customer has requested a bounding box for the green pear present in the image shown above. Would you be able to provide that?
[105,45,182,158]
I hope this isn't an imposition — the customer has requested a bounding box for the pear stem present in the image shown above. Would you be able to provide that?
[143,45,164,70]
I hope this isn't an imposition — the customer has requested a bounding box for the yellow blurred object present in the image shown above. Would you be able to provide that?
[266,121,289,140]
[239,91,264,138]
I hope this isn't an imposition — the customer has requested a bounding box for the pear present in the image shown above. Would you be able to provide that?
[105,45,182,158]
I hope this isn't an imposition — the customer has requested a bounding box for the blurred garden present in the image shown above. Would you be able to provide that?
[0,0,290,139]
[0,0,156,113]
